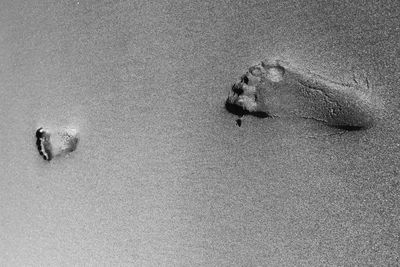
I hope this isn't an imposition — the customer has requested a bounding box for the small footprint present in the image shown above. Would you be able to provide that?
[226,59,379,129]
[35,126,79,161]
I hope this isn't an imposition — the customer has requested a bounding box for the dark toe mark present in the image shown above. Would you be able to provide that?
[232,84,244,95]
[36,128,43,138]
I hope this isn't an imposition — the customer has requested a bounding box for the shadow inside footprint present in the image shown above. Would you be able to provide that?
[225,100,268,118]
[226,59,379,130]
[35,126,79,161]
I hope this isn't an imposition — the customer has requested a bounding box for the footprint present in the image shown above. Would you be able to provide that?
[35,127,79,161]
[226,59,379,129]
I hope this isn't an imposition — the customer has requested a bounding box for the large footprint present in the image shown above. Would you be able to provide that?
[226,59,379,129]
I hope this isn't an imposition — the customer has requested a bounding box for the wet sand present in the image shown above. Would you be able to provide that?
[1,0,400,265]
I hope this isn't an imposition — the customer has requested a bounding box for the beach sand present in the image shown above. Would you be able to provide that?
[1,0,399,265]
[226,59,381,129]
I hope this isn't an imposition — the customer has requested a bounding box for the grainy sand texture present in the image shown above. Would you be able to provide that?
[1,0,399,266]
[226,59,381,129]
[36,127,79,161]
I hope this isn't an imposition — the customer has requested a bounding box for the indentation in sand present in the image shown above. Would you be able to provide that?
[35,126,79,161]
[226,59,381,129]
[265,65,285,82]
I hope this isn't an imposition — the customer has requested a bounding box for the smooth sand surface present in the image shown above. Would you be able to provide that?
[1,0,400,266]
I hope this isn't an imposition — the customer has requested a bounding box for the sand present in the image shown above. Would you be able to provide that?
[226,59,380,129]
[1,0,399,265]
[36,127,79,161]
